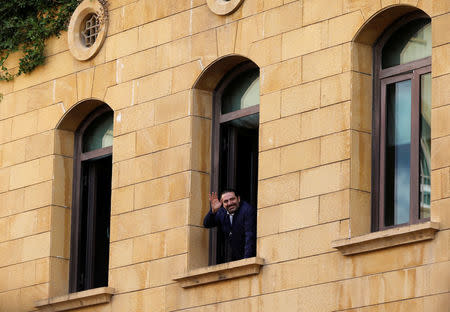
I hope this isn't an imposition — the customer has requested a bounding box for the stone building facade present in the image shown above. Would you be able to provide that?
[0,0,448,311]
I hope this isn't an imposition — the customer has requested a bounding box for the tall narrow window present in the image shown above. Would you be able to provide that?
[373,13,431,230]
[69,105,113,292]
[210,62,259,264]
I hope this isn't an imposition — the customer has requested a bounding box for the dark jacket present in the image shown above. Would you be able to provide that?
[203,201,256,261]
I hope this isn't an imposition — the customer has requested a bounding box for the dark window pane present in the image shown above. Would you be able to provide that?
[83,111,113,152]
[382,19,431,69]
[385,80,411,226]
[221,69,259,114]
[420,73,431,218]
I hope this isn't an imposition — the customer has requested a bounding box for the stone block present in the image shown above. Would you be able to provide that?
[138,16,172,51]
[150,144,191,179]
[137,70,173,104]
[249,35,282,68]
[187,225,209,270]
[260,91,281,124]
[0,167,10,193]
[192,117,211,172]
[282,22,326,60]
[54,74,78,112]
[432,13,450,47]
[257,206,280,237]
[115,158,136,187]
[343,0,381,19]
[300,160,350,198]
[1,139,26,168]
[22,232,51,262]
[351,130,371,192]
[77,68,94,100]
[352,42,372,75]
[172,61,203,93]
[319,190,350,223]
[105,81,136,111]
[258,172,300,208]
[320,130,351,164]
[261,57,302,94]
[157,37,192,71]
[280,138,320,174]
[321,72,351,107]
[122,0,145,31]
[432,74,450,108]
[9,207,50,240]
[0,119,12,145]
[113,132,136,162]
[432,104,450,138]
[111,287,165,312]
[114,101,155,136]
[299,222,340,257]
[92,61,117,100]
[26,132,55,161]
[431,168,442,201]
[154,90,190,124]
[111,185,134,215]
[281,81,320,117]
[189,171,210,226]
[349,189,371,236]
[191,5,225,34]
[191,89,213,119]
[303,45,343,82]
[328,11,365,46]
[259,114,301,150]
[105,28,139,62]
[136,123,170,155]
[351,72,372,132]
[262,2,302,38]
[303,0,343,25]
[431,197,450,229]
[279,196,319,232]
[48,257,69,297]
[52,156,73,208]
[259,148,281,180]
[431,135,450,170]
[109,239,133,269]
[217,22,238,57]
[142,0,192,24]
[11,110,38,141]
[134,172,190,210]
[235,14,264,56]
[23,181,52,214]
[37,103,65,133]
[9,156,53,190]
[192,30,218,67]
[258,231,300,264]
[432,0,450,16]
[50,206,70,259]
[432,44,450,77]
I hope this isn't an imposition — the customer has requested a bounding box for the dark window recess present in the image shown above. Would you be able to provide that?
[70,106,113,293]
[210,62,259,265]
[372,12,431,231]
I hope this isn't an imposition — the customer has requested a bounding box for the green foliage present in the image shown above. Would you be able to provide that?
[0,0,80,81]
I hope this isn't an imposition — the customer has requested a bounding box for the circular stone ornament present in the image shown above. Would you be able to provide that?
[68,0,108,61]
[206,0,245,15]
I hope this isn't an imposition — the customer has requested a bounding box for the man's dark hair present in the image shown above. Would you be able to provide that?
[220,188,239,198]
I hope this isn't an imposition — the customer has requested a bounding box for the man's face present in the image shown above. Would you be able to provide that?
[221,192,240,214]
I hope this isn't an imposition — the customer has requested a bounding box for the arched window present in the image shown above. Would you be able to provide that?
[210,61,259,264]
[69,105,113,292]
[373,13,431,230]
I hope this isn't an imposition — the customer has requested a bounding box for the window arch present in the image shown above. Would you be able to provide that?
[69,104,113,292]
[210,61,259,264]
[372,12,431,230]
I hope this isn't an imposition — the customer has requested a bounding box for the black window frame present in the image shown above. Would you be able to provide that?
[209,61,260,265]
[372,12,431,231]
[69,105,113,292]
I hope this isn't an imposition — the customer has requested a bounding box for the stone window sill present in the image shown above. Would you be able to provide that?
[35,287,114,312]
[173,257,264,288]
[332,221,439,256]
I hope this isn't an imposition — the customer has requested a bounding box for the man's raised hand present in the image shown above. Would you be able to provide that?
[208,192,222,214]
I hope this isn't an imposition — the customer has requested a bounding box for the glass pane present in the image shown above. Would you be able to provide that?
[385,80,411,226]
[222,69,260,114]
[382,19,431,69]
[83,112,114,152]
[420,73,431,218]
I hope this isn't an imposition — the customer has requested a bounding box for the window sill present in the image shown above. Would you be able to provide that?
[173,257,264,288]
[332,221,439,256]
[35,287,114,312]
